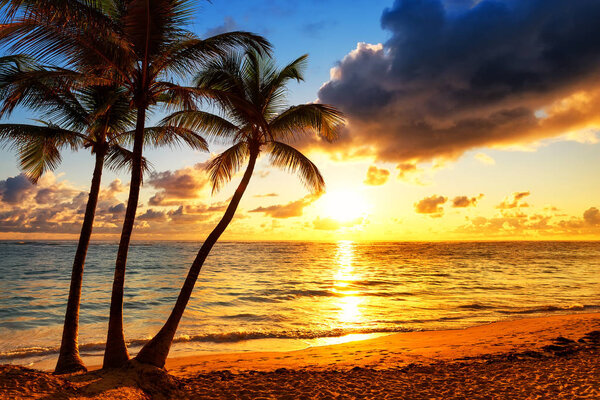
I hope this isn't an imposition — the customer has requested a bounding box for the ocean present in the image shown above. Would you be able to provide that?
[0,240,598,370]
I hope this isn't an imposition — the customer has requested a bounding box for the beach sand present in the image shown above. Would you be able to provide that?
[1,312,599,399]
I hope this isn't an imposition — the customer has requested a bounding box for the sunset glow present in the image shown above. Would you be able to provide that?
[1,0,599,397]
[320,190,370,223]
[0,0,598,244]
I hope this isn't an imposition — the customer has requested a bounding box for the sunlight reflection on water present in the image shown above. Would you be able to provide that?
[1,240,599,369]
[333,241,364,326]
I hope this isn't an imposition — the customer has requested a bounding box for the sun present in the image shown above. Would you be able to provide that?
[320,189,370,222]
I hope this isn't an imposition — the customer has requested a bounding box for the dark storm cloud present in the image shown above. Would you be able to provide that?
[316,0,600,163]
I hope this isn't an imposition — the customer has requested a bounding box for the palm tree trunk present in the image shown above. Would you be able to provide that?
[54,146,107,374]
[134,148,259,368]
[103,107,146,368]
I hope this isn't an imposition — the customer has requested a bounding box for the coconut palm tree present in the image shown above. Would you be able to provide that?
[0,0,270,368]
[134,50,345,368]
[0,59,208,373]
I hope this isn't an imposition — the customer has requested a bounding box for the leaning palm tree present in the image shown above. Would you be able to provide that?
[0,0,270,368]
[0,60,208,373]
[134,50,345,368]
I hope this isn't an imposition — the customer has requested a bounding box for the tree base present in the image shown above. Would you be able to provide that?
[54,355,87,375]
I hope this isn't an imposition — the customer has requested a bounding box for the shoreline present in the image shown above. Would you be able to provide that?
[2,312,599,399]
[164,312,600,376]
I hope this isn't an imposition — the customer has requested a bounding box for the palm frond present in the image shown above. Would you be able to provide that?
[161,110,238,143]
[105,144,152,175]
[268,103,345,142]
[0,123,85,150]
[270,54,307,87]
[113,125,209,152]
[206,141,249,194]
[152,31,271,80]
[267,141,324,194]
[2,122,83,183]
[0,12,132,81]
[145,126,209,151]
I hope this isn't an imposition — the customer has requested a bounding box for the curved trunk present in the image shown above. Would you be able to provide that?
[103,107,146,368]
[54,147,106,374]
[135,149,258,368]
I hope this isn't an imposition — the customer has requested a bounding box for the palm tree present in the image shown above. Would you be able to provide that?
[134,50,344,368]
[0,59,208,373]
[0,0,270,368]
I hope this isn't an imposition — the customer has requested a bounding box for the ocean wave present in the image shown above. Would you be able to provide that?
[0,326,414,361]
[499,304,599,315]
[2,303,599,361]
[456,303,496,310]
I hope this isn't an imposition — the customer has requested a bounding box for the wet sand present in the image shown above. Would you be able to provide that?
[1,313,599,399]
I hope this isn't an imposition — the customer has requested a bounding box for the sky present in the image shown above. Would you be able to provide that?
[1,0,599,241]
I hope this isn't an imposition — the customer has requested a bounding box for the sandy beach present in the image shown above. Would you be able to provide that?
[1,312,599,399]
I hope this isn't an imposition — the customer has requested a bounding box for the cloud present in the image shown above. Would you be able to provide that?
[204,16,238,37]
[0,174,34,204]
[138,209,167,222]
[147,163,209,206]
[474,153,495,165]
[452,193,484,208]
[314,0,600,165]
[457,205,600,237]
[254,193,279,198]
[108,203,125,215]
[364,165,390,186]
[0,173,143,234]
[313,216,363,231]
[583,207,600,226]
[414,195,447,217]
[249,194,320,218]
[395,162,429,184]
[497,191,530,210]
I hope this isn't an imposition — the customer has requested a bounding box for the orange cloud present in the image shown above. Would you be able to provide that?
[457,206,600,238]
[497,191,530,210]
[363,165,390,186]
[253,193,279,198]
[452,194,484,208]
[414,195,447,217]
[249,194,320,218]
[583,207,600,226]
[147,163,209,206]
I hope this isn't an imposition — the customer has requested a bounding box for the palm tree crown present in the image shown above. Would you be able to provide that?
[0,57,208,373]
[166,50,344,193]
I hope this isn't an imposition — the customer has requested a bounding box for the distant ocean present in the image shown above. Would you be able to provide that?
[1,240,599,370]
